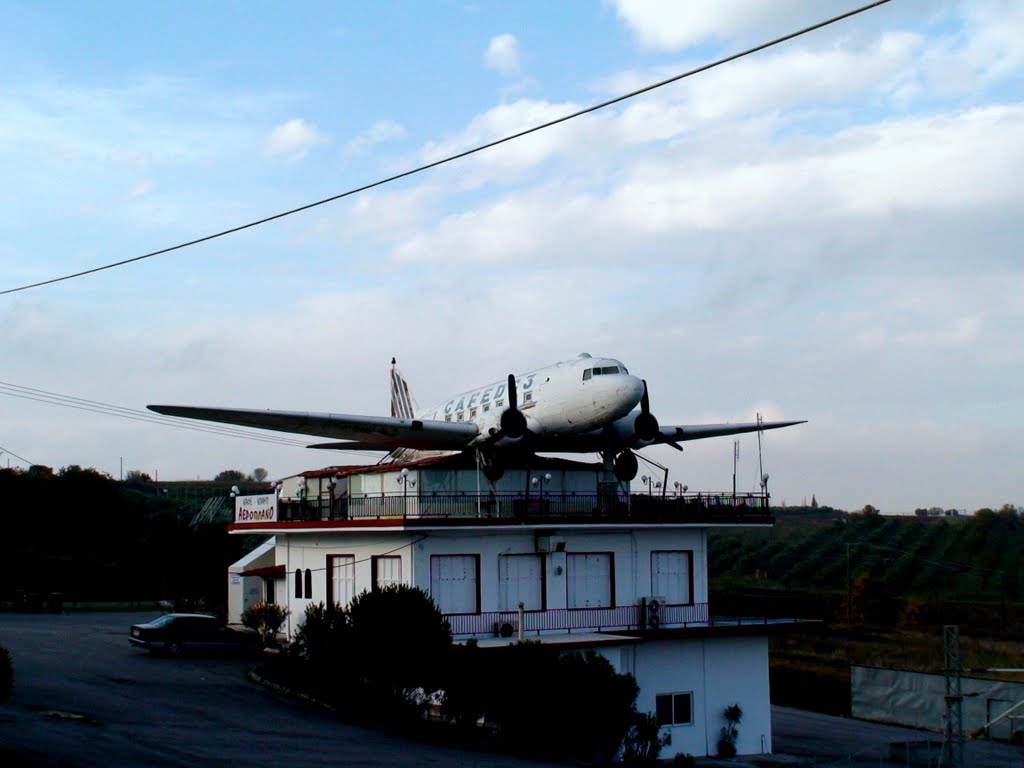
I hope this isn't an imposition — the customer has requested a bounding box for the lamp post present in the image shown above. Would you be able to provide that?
[397,467,415,517]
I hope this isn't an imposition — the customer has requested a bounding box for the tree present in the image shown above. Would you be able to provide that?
[124,470,152,483]
[214,469,247,482]
[861,504,880,516]
[251,467,268,483]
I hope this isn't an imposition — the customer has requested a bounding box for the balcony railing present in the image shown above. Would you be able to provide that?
[277,491,770,525]
[444,602,710,637]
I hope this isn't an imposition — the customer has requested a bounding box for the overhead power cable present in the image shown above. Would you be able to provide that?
[0,380,371,457]
[0,443,34,467]
[0,0,890,297]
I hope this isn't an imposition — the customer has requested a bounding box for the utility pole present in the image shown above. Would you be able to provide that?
[943,625,965,768]
[732,440,739,503]
[846,543,852,625]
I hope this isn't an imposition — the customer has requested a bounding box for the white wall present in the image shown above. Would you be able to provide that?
[272,531,417,637]
[626,635,771,758]
[703,636,772,755]
[411,527,707,615]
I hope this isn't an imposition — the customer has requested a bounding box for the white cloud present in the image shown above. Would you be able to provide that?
[609,0,816,51]
[343,119,406,157]
[484,33,521,76]
[264,118,328,160]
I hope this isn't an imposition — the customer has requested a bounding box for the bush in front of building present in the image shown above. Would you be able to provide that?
[0,645,12,701]
[443,641,638,763]
[241,601,290,647]
[622,711,671,764]
[345,584,452,720]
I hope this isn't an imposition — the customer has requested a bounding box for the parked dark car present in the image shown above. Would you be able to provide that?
[129,613,258,656]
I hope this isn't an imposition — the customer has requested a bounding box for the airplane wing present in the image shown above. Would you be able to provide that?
[653,420,807,444]
[147,405,479,451]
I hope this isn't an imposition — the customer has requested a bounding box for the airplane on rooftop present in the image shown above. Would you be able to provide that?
[149,353,804,481]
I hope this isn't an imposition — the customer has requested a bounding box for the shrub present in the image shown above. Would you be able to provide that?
[292,601,349,666]
[717,703,743,757]
[0,645,11,701]
[444,642,638,763]
[622,711,670,764]
[242,601,290,646]
[346,585,452,718]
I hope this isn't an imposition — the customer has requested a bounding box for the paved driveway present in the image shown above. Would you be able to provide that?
[773,705,1024,767]
[0,612,559,768]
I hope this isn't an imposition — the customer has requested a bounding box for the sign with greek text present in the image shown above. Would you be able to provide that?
[234,494,278,523]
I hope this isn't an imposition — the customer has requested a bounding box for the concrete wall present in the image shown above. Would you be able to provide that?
[616,635,771,758]
[852,666,1024,739]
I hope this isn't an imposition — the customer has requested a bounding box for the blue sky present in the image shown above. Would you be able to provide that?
[1,1,1022,512]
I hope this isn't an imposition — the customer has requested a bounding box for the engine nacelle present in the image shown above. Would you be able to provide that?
[632,411,659,442]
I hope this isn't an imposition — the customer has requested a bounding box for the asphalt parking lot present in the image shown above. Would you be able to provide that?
[0,612,560,767]
[1,612,1022,767]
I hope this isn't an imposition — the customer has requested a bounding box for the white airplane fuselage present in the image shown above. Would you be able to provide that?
[418,354,643,446]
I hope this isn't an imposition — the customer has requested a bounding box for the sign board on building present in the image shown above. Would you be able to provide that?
[234,494,278,523]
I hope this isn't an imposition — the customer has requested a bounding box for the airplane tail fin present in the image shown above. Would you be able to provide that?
[389,357,418,419]
[385,358,419,463]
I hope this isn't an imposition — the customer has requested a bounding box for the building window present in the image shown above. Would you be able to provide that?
[656,692,693,726]
[294,569,302,599]
[373,556,403,590]
[304,568,313,599]
[651,550,693,605]
[566,552,614,608]
[327,554,355,608]
[499,554,545,611]
[430,554,479,614]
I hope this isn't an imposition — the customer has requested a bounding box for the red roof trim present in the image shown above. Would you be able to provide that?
[287,453,602,480]
[239,564,286,577]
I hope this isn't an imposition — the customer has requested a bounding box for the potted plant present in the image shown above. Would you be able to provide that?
[716,703,742,758]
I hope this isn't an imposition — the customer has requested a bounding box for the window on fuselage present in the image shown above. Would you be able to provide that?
[583,369,592,381]
[457,412,464,422]
[470,408,477,418]
[524,393,532,403]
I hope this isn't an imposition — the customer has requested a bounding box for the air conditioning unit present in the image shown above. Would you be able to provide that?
[641,596,666,630]
[535,535,565,553]
[494,621,517,638]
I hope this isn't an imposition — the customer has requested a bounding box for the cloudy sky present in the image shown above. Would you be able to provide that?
[1,0,1021,513]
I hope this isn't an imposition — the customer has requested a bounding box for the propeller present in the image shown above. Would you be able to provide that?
[499,373,528,439]
[632,379,660,442]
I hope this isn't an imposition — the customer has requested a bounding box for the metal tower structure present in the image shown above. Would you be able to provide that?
[942,625,965,768]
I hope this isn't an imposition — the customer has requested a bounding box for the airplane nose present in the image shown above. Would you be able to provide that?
[618,375,645,409]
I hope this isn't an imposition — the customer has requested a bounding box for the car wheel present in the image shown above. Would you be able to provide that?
[166,641,184,657]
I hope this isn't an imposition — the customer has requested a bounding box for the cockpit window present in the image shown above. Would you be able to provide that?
[601,366,620,375]
[583,369,592,381]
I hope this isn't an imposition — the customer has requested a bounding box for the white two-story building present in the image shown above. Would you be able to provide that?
[227,452,784,759]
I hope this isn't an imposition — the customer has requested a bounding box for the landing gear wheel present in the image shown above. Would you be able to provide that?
[614,450,639,482]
